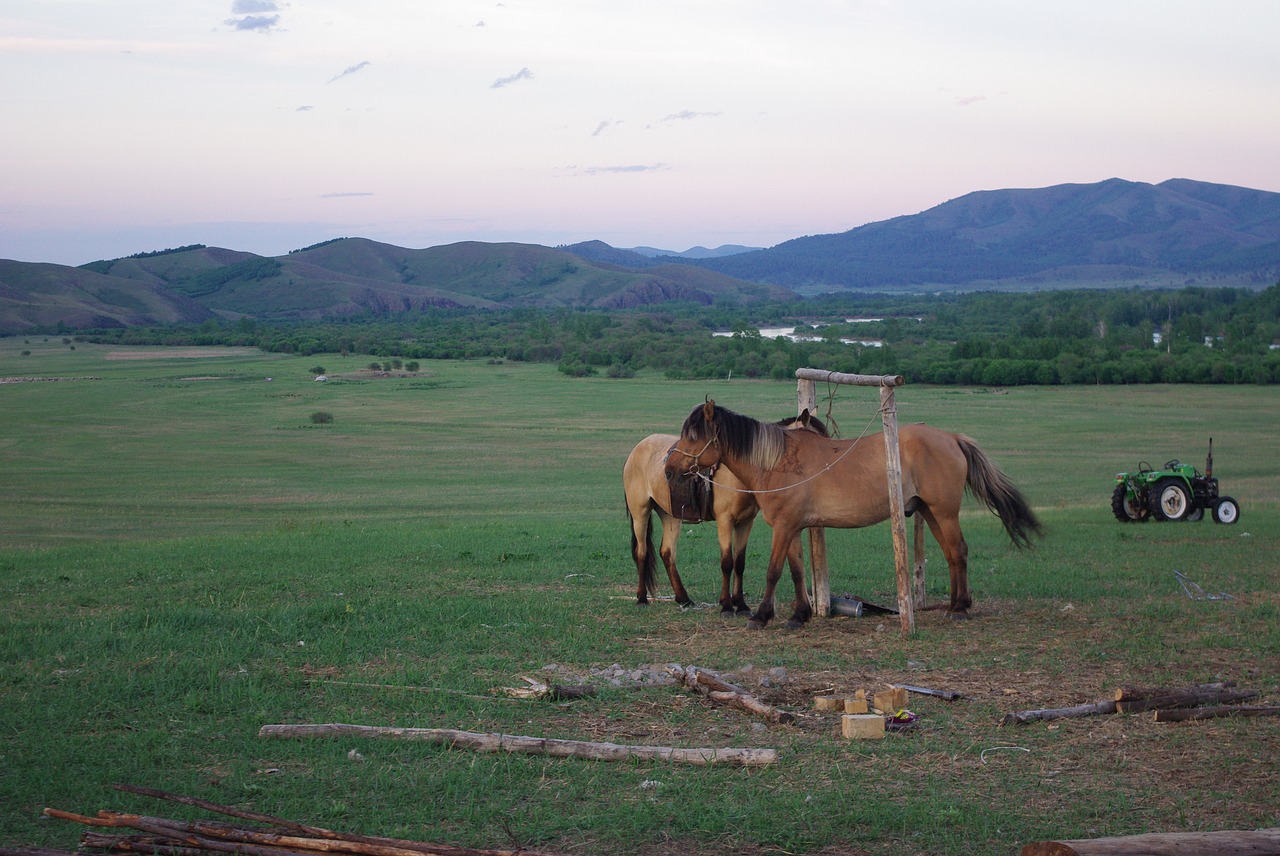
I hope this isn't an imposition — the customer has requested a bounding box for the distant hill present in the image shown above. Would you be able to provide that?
[0,239,794,334]
[0,258,217,332]
[695,178,1280,291]
[5,177,1279,334]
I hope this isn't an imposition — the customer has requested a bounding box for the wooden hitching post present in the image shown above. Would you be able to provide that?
[795,368,916,634]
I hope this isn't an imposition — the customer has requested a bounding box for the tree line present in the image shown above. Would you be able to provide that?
[75,283,1280,385]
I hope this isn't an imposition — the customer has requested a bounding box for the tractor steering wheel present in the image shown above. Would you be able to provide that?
[1164,459,1180,470]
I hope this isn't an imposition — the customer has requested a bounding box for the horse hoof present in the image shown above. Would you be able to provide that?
[736,606,753,617]
[746,618,767,630]
[720,608,736,619]
[784,618,805,630]
[947,609,970,621]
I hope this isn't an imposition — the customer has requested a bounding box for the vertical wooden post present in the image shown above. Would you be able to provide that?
[879,384,915,634]
[912,516,927,608]
[796,377,828,619]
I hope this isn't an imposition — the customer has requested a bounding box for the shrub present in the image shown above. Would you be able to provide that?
[309,365,326,375]
[310,411,334,425]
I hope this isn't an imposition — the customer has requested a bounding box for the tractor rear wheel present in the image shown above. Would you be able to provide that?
[1150,478,1192,521]
[1111,483,1148,522]
[1212,497,1240,524]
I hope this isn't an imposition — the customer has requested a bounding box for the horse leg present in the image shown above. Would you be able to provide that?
[919,507,971,619]
[657,513,694,607]
[782,533,813,629]
[747,527,799,630]
[715,516,737,616]
[629,501,657,605]
[728,518,754,616]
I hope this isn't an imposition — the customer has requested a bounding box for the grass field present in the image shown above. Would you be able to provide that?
[2,337,1278,855]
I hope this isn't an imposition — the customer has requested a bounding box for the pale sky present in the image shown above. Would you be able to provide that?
[3,0,1278,266]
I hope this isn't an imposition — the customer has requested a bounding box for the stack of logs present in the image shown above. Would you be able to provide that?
[1002,681,1277,726]
[14,784,561,856]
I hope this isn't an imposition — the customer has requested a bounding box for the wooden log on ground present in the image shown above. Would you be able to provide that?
[108,786,547,856]
[1113,682,1256,713]
[257,723,777,766]
[1153,705,1280,723]
[668,665,796,724]
[1020,828,1280,855]
[49,808,551,856]
[1001,700,1118,726]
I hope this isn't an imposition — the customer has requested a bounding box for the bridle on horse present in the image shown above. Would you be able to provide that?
[664,430,719,480]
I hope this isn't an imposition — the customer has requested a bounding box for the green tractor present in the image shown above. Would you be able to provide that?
[1112,438,1240,524]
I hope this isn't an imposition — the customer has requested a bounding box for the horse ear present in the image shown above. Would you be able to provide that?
[799,408,811,426]
[703,398,716,424]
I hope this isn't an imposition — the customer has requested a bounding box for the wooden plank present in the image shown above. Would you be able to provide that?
[1020,828,1280,855]
[795,368,905,387]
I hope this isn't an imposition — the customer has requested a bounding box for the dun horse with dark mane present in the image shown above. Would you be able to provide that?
[663,400,1041,628]
[624,414,827,615]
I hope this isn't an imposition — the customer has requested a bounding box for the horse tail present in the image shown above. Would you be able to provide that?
[628,498,658,597]
[956,435,1043,548]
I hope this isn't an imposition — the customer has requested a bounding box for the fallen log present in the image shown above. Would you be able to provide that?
[1153,705,1280,723]
[258,723,777,766]
[667,665,795,724]
[110,786,508,856]
[1113,682,1256,713]
[1001,700,1117,727]
[45,806,550,856]
[1020,828,1280,856]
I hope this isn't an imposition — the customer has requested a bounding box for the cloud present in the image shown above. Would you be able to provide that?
[320,192,375,198]
[584,164,668,175]
[491,67,533,89]
[955,95,987,107]
[225,0,283,31]
[227,14,280,31]
[328,61,371,83]
[295,105,313,112]
[660,110,721,122]
[590,120,621,137]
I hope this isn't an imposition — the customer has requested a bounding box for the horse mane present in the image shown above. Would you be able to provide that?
[681,403,789,470]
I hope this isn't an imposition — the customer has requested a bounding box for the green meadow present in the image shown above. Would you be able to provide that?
[1,337,1277,855]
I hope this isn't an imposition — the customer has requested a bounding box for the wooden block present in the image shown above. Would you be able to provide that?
[844,697,869,714]
[840,714,885,740]
[813,695,845,711]
[872,687,908,714]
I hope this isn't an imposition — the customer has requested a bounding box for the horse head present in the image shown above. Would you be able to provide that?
[664,398,724,485]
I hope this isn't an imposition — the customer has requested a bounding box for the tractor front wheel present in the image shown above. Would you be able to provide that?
[1111,483,1148,522]
[1212,497,1240,525]
[1150,478,1191,521]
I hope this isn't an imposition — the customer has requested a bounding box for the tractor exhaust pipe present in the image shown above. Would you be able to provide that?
[1206,437,1213,478]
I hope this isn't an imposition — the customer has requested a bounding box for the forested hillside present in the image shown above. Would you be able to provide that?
[61,283,1280,386]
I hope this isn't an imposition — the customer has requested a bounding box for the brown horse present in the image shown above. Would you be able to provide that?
[624,413,827,615]
[663,400,1041,628]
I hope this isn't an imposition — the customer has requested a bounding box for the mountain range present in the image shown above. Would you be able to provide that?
[2,178,1278,334]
